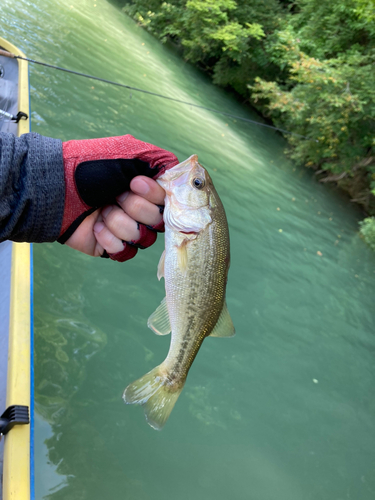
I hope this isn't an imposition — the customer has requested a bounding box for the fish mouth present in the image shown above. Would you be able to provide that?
[180,231,197,235]
[157,155,200,186]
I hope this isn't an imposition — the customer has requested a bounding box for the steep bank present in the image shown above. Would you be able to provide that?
[122,0,375,247]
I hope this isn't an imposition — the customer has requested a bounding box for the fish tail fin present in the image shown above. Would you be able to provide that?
[123,364,184,430]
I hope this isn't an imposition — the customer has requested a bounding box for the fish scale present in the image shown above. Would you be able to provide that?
[164,228,227,377]
[123,155,235,430]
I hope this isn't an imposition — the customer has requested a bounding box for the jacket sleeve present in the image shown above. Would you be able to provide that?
[0,132,65,243]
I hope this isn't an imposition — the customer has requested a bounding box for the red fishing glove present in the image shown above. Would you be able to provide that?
[58,135,179,261]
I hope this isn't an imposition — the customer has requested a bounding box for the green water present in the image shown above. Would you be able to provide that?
[2,1,375,498]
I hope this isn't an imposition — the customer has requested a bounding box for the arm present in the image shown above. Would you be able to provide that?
[0,132,178,260]
[0,132,64,243]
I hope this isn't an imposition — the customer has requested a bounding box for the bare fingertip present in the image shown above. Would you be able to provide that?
[94,222,105,233]
[131,177,150,195]
[117,191,130,203]
[102,206,113,218]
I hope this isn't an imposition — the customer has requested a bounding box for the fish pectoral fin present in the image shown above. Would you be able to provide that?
[157,250,166,280]
[209,302,235,338]
[177,240,188,274]
[147,297,171,335]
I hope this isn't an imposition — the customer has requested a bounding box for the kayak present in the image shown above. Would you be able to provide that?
[0,37,33,500]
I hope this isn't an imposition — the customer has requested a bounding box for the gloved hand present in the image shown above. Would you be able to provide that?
[58,135,178,261]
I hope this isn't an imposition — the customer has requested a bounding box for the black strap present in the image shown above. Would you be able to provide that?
[13,111,28,123]
[0,405,29,436]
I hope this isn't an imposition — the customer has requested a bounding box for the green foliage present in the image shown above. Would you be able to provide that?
[123,0,375,231]
[359,217,375,250]
[251,30,375,171]
[290,0,375,59]
[123,0,282,76]
[251,13,375,212]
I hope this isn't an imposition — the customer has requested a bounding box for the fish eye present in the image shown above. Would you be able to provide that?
[192,177,205,190]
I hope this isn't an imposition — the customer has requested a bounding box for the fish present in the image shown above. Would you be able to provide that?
[123,154,235,430]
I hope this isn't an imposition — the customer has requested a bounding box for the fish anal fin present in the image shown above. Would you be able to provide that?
[147,297,171,335]
[209,302,235,338]
[157,250,165,280]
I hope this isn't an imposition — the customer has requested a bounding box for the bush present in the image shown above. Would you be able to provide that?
[359,217,375,251]
[123,0,375,243]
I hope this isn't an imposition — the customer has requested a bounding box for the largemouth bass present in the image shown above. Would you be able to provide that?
[123,155,235,430]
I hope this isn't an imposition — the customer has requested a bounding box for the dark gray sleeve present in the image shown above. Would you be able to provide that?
[0,132,65,243]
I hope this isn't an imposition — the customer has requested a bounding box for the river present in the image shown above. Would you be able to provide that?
[2,0,375,498]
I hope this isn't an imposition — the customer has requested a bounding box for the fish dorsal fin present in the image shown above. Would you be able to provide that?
[209,302,235,338]
[147,297,171,335]
[157,250,165,281]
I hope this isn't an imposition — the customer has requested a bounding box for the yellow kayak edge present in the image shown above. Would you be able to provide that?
[0,37,32,500]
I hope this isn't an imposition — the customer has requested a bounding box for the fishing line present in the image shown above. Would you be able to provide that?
[0,49,314,141]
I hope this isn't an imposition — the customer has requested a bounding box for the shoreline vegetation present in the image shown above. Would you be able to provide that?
[121,0,375,250]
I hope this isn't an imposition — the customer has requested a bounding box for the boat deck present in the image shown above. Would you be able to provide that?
[0,48,18,136]
[0,242,12,494]
[0,38,32,500]
[0,44,19,498]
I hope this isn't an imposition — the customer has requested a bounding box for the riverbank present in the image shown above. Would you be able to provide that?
[121,0,375,249]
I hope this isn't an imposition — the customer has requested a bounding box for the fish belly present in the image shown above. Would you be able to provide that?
[163,222,227,380]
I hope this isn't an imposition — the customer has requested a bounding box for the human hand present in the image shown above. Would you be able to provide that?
[58,135,178,261]
[64,175,166,259]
